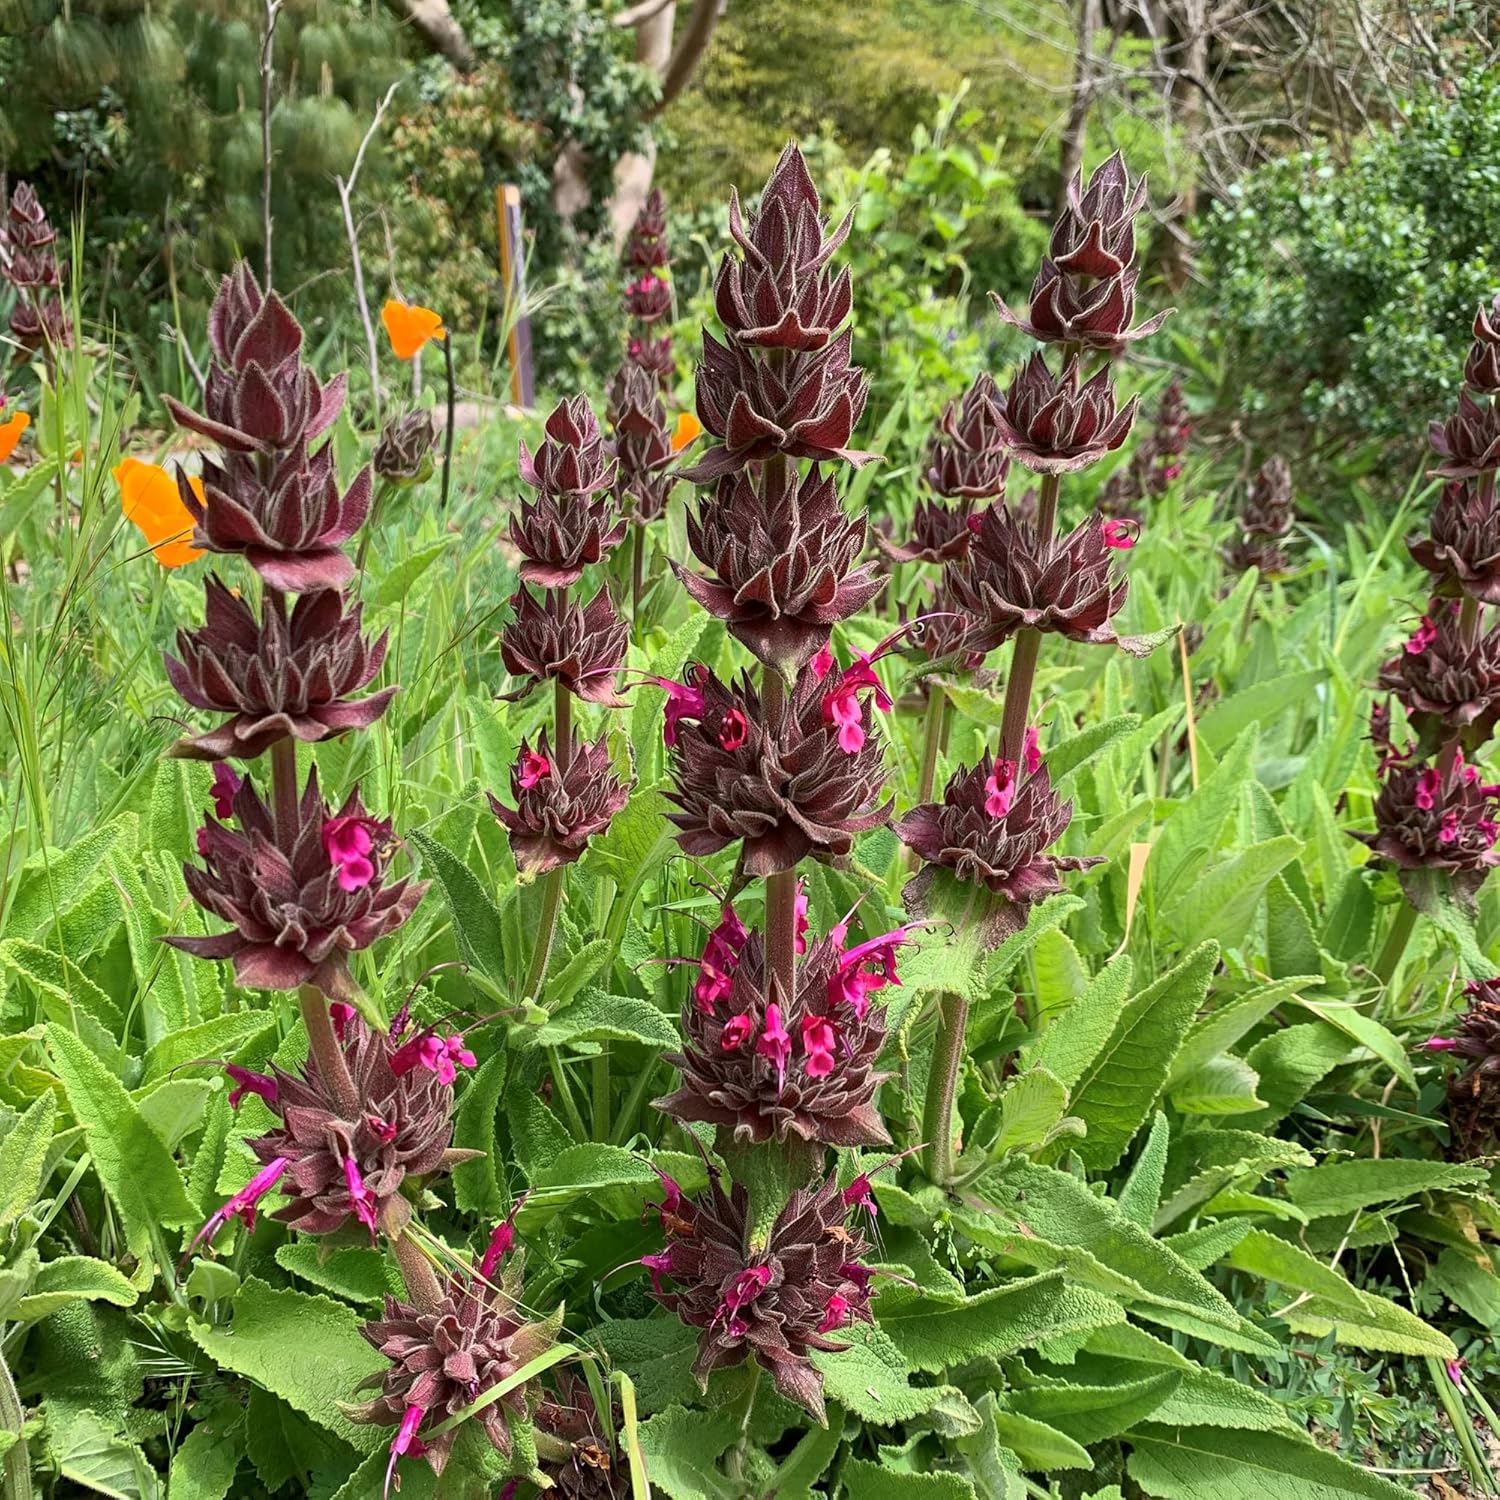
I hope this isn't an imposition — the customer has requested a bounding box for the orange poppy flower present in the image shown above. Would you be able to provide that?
[115,458,205,569]
[0,410,30,464]
[381,299,446,360]
[671,411,703,453]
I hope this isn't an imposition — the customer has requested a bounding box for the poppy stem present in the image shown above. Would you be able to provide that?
[440,332,456,510]
[922,989,969,1187]
[298,984,361,1120]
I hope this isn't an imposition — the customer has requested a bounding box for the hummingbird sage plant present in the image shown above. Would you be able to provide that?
[161,264,553,1493]
[647,145,913,1417]
[901,152,1170,1186]
[1366,294,1500,994]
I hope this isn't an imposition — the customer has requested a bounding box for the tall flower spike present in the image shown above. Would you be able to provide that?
[991,151,1169,354]
[661,662,892,876]
[166,768,425,999]
[2,182,68,351]
[655,927,892,1148]
[499,585,628,705]
[346,1248,558,1486]
[1354,753,1500,894]
[896,750,1101,945]
[164,578,395,760]
[1430,389,1500,480]
[953,505,1131,652]
[648,1167,877,1422]
[1377,608,1500,740]
[487,730,630,875]
[923,371,1010,502]
[510,396,625,587]
[162,263,366,593]
[676,462,882,672]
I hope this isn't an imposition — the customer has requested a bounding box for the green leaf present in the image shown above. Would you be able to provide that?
[45,1024,196,1260]
[408,830,507,984]
[1225,1229,1456,1357]
[107,850,193,1046]
[0,1091,55,1231]
[876,1272,1124,1373]
[1285,1159,1488,1220]
[1169,1056,1264,1116]
[1045,714,1141,783]
[2,940,127,1062]
[813,1323,969,1425]
[1010,1370,1180,1446]
[635,1404,740,1500]
[1167,975,1321,1088]
[187,1277,383,1449]
[543,939,612,1009]
[166,1417,240,1500]
[517,1144,655,1229]
[985,1067,1069,1158]
[141,1014,274,1087]
[1266,876,1322,980]
[1153,733,1256,908]
[14,1255,137,1321]
[1126,1424,1412,1499]
[1117,1112,1170,1229]
[530,989,677,1051]
[369,534,458,608]
[1429,1249,1500,1330]
[451,1051,508,1215]
[770,1416,844,1498]
[1026,955,1133,1093]
[1163,1219,1252,1272]
[1156,1128,1314,1229]
[1239,1022,1353,1129]
[1196,669,1327,756]
[1292,996,1416,1090]
[840,1463,978,1499]
[4,820,125,944]
[989,1407,1092,1470]
[1070,943,1218,1171]
[1162,837,1300,950]
[275,1244,404,1304]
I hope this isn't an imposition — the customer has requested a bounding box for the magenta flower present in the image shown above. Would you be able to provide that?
[183,1156,289,1261]
[518,749,552,789]
[224,1063,278,1110]
[210,762,242,818]
[322,814,380,892]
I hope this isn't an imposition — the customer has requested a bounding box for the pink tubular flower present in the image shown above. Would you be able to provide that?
[330,1001,356,1037]
[646,1164,684,1223]
[828,925,915,1019]
[1415,768,1441,811]
[184,1156,289,1261]
[652,668,707,746]
[818,627,913,755]
[984,756,1017,817]
[209,761,242,819]
[224,1063,277,1110]
[1102,517,1138,549]
[811,643,834,679]
[389,1029,476,1086]
[695,903,749,1015]
[794,880,810,954]
[818,1293,851,1333]
[479,1193,529,1280]
[385,1403,425,1500]
[718,706,749,751]
[1022,724,1042,775]
[722,1012,754,1050]
[517,749,551,788]
[1405,615,1439,655]
[757,1003,792,1089]
[842,1172,876,1217]
[1424,1036,1459,1051]
[801,1014,837,1078]
[1448,1357,1466,1392]
[345,1156,378,1236]
[322,814,379,892]
[721,1264,772,1320]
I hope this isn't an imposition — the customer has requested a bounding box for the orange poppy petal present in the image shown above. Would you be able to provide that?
[382,299,446,361]
[671,411,703,453]
[0,410,31,464]
[115,457,205,570]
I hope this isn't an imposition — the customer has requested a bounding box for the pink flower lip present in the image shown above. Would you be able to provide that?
[518,749,551,788]
[1102,517,1139,549]
[322,814,378,891]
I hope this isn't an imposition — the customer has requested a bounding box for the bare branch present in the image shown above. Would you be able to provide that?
[650,0,725,116]
[384,0,475,71]
[614,0,675,27]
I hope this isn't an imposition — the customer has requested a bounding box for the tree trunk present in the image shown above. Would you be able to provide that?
[385,0,474,72]
[1057,0,1103,216]
[608,2,676,246]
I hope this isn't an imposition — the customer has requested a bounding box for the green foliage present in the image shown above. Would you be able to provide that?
[1198,65,1500,456]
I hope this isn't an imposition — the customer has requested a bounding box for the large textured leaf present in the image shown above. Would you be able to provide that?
[1152,733,1256,909]
[141,1014,275,1087]
[45,1024,196,1260]
[108,850,194,1046]
[1127,1424,1411,1499]
[1116,1112,1170,1230]
[1156,1128,1313,1229]
[984,1067,1069,1159]
[187,1277,382,1449]
[529,989,676,1051]
[840,1463,978,1499]
[1166,975,1321,1088]
[1069,943,1218,1171]
[989,1408,1091,1470]
[876,1271,1123,1372]
[1429,1250,1500,1330]
[14,1255,137,1322]
[1162,837,1300,950]
[963,1160,1255,1346]
[1238,1021,1352,1129]
[1286,1159,1488,1219]
[1026,955,1133,1093]
[1169,1056,1263,1116]
[1224,1229,1456,1357]
[1195,670,1327,756]
[1009,1370,1180,1446]
[3,820,126,944]
[0,1091,54,1231]
[812,1323,970,1425]
[635,1404,742,1500]
[407,830,507,984]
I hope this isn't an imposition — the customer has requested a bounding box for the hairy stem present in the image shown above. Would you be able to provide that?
[523,867,564,1003]
[1373,901,1419,988]
[389,1228,443,1313]
[268,713,298,852]
[998,629,1041,765]
[764,867,799,1005]
[922,990,970,1187]
[0,1343,32,1500]
[297,985,360,1119]
[916,685,947,805]
[554,677,573,768]
[1460,591,1481,649]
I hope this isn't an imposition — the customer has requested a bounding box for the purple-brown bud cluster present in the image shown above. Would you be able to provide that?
[487,731,629,875]
[1,183,68,352]
[1428,978,1500,1154]
[1224,454,1296,576]
[622,188,673,386]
